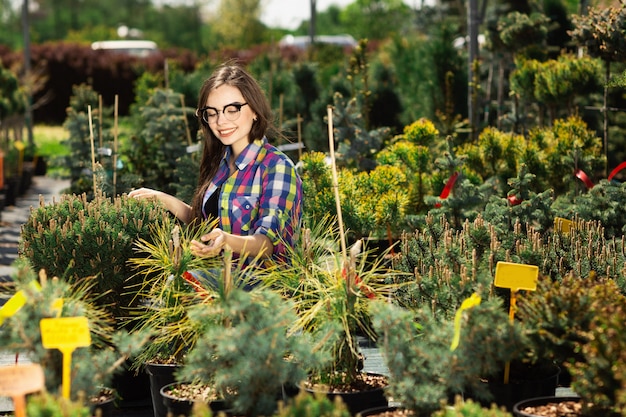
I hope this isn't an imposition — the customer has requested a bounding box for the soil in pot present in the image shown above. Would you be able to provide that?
[513,396,622,417]
[513,396,583,417]
[301,372,389,415]
[160,382,228,417]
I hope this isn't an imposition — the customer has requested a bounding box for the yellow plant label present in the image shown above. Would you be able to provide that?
[40,317,91,349]
[554,217,574,234]
[51,298,64,317]
[0,291,28,325]
[0,363,45,395]
[494,262,538,292]
[450,293,481,351]
[40,317,91,399]
[0,281,42,325]
[494,262,538,385]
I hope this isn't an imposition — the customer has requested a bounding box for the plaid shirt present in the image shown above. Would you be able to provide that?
[201,137,302,263]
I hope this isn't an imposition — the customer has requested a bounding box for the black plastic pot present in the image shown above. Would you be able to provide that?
[467,361,561,411]
[4,176,19,206]
[112,365,151,406]
[89,388,116,417]
[145,363,180,417]
[34,156,47,176]
[301,373,388,415]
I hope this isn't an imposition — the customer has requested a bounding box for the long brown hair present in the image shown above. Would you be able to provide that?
[190,62,277,222]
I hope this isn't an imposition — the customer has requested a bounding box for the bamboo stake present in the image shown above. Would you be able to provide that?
[180,95,192,147]
[88,105,97,197]
[164,59,169,90]
[112,95,119,196]
[327,105,347,260]
[279,93,284,128]
[297,113,303,160]
[224,248,232,296]
[98,95,103,148]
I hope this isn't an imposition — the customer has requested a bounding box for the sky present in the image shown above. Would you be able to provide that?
[10,0,428,31]
[150,0,428,31]
[260,0,424,30]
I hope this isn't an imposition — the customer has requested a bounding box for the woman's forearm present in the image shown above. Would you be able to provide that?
[128,188,193,223]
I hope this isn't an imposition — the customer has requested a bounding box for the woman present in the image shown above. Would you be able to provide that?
[129,62,302,272]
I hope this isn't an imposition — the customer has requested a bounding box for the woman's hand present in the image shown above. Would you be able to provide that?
[191,228,226,258]
[128,188,193,224]
[128,187,164,200]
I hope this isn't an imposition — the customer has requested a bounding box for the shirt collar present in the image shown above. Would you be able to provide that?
[223,137,267,171]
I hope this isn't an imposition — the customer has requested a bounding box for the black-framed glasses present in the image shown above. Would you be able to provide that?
[196,102,248,124]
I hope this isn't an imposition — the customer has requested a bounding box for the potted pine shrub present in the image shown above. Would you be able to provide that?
[17,190,169,404]
[170,249,327,417]
[514,275,626,416]
[125,215,222,417]
[262,217,407,415]
[18,191,169,330]
[0,258,150,413]
[387,211,573,411]
[369,294,531,416]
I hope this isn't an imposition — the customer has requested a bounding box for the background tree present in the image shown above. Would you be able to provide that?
[207,0,266,50]
[295,4,344,36]
[0,0,22,47]
[6,0,206,53]
[542,0,575,57]
[383,21,467,130]
[569,4,626,176]
[341,0,414,40]
[493,11,549,129]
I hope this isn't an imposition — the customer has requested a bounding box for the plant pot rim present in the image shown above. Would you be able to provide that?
[513,395,582,417]
[356,405,408,417]
[89,387,116,405]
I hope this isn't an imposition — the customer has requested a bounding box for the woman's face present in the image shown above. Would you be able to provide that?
[203,84,256,156]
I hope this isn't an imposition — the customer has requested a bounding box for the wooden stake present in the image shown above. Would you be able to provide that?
[327,105,347,260]
[98,95,103,148]
[164,59,169,90]
[113,95,119,196]
[297,113,303,160]
[180,95,192,147]
[279,93,284,128]
[88,105,97,196]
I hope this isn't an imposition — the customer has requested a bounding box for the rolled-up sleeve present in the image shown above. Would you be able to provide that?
[254,155,302,257]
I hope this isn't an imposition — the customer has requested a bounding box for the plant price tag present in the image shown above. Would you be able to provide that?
[494,261,538,384]
[494,261,538,292]
[0,281,42,325]
[40,317,91,399]
[40,317,91,349]
[554,217,574,234]
[0,364,45,417]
